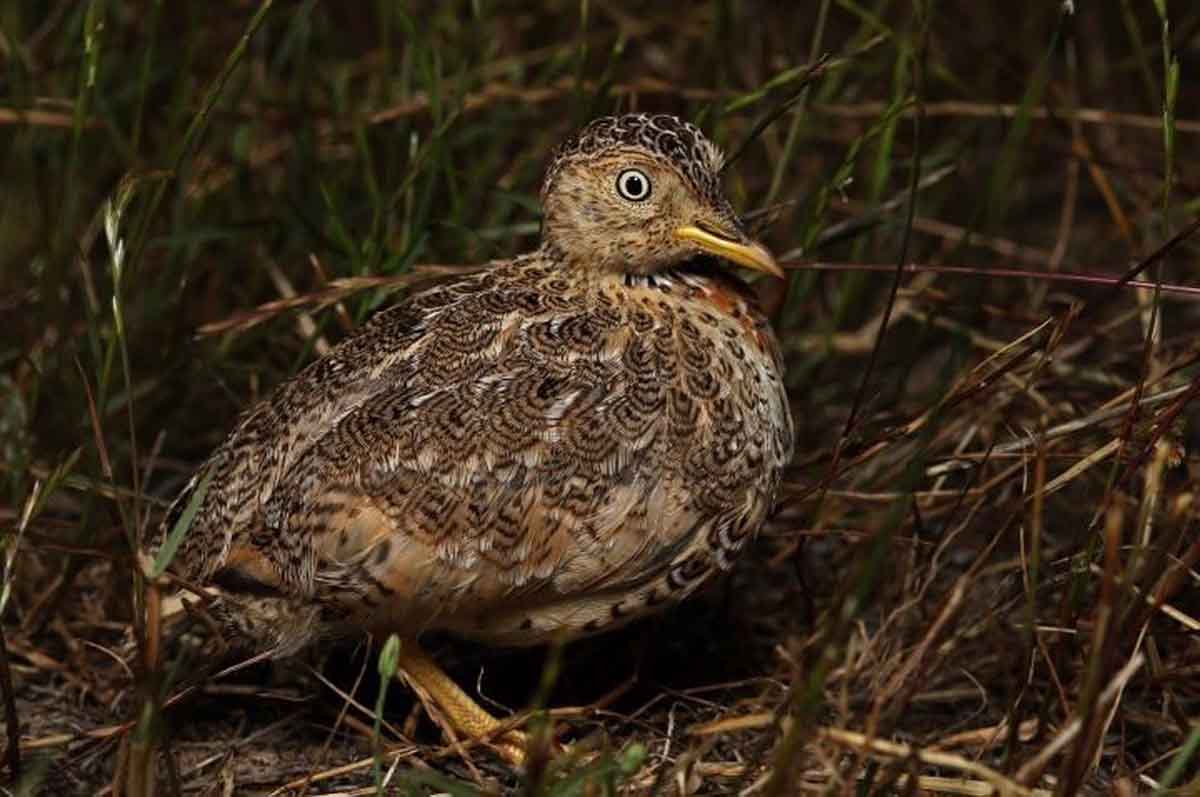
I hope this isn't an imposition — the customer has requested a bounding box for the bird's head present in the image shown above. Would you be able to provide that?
[539,113,782,279]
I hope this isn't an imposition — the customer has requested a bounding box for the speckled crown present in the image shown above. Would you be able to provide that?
[542,113,726,202]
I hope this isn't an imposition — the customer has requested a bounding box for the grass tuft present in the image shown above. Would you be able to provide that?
[2,2,1200,794]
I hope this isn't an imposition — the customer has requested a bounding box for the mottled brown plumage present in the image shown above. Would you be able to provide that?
[156,113,793,764]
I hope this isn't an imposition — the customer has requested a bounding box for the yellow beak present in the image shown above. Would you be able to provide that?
[674,225,784,279]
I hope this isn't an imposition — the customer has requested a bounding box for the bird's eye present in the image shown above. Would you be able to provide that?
[616,168,652,201]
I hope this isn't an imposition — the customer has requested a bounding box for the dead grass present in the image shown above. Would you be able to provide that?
[2,1,1200,794]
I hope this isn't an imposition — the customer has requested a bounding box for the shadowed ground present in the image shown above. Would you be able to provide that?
[3,2,1199,794]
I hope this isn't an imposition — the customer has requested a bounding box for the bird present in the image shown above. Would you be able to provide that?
[151,112,794,767]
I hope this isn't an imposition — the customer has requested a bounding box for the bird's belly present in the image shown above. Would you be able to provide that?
[346,476,775,647]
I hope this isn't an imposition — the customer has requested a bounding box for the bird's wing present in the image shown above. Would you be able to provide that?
[178,260,786,640]
[295,292,707,625]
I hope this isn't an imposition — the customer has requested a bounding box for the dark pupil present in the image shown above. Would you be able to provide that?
[625,174,644,196]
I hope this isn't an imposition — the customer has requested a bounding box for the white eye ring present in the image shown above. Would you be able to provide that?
[616,168,652,201]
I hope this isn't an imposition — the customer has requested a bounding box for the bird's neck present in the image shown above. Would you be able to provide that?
[534,242,756,297]
[509,247,775,356]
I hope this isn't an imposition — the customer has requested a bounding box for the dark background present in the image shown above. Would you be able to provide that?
[2,2,1199,794]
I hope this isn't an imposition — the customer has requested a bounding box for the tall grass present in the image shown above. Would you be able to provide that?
[2,1,1199,794]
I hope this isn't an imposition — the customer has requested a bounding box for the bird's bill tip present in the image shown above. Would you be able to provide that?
[673,225,784,278]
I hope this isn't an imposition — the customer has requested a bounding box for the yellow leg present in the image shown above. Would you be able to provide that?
[395,642,528,767]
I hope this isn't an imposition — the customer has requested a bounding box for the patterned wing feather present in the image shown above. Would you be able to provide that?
[171,255,791,646]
